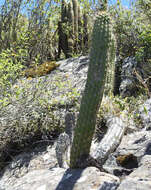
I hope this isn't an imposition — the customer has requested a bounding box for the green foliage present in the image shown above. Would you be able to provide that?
[0,48,24,96]
[0,0,61,63]
[137,0,151,20]
[109,0,151,95]
[0,63,82,170]
[0,0,97,64]
[110,0,151,61]
[110,1,139,57]
[136,25,151,61]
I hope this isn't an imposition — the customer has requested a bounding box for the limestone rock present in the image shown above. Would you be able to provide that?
[0,56,89,170]
[136,98,151,130]
[119,56,137,97]
[55,132,70,168]
[0,167,120,190]
[117,177,151,190]
[103,130,151,176]
[117,156,151,190]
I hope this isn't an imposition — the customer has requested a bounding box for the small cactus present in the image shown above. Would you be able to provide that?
[70,12,113,168]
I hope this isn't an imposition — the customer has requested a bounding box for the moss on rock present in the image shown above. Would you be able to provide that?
[22,61,60,78]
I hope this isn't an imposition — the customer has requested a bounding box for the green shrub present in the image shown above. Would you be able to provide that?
[0,48,25,107]
[136,25,151,61]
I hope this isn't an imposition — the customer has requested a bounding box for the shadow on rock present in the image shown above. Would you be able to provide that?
[55,168,83,190]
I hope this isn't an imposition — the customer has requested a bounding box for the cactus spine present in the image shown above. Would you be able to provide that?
[70,12,112,168]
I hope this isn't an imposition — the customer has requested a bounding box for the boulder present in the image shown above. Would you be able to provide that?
[117,177,151,190]
[103,130,151,177]
[1,130,151,190]
[0,56,89,170]
[0,165,120,190]
[136,98,151,130]
[0,55,131,171]
[119,56,138,97]
[117,155,151,190]
[0,55,151,190]
[119,56,151,97]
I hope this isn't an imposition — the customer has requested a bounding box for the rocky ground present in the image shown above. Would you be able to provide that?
[0,56,151,190]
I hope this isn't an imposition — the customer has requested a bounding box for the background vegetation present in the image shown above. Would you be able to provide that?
[0,0,150,97]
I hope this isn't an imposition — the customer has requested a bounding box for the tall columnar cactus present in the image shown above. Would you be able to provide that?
[61,0,67,22]
[67,2,74,57]
[104,23,116,95]
[78,5,82,51]
[58,0,73,58]
[72,0,79,52]
[70,12,112,168]
[83,12,89,54]
[58,0,90,58]
[67,2,74,25]
[99,0,116,95]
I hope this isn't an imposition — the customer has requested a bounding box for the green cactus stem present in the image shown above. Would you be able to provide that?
[70,13,112,168]
[67,2,74,57]
[72,0,79,53]
[104,23,116,95]
[83,12,89,54]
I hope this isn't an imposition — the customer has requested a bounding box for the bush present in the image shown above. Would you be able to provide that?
[0,48,25,107]
[110,1,150,59]
[136,25,151,61]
